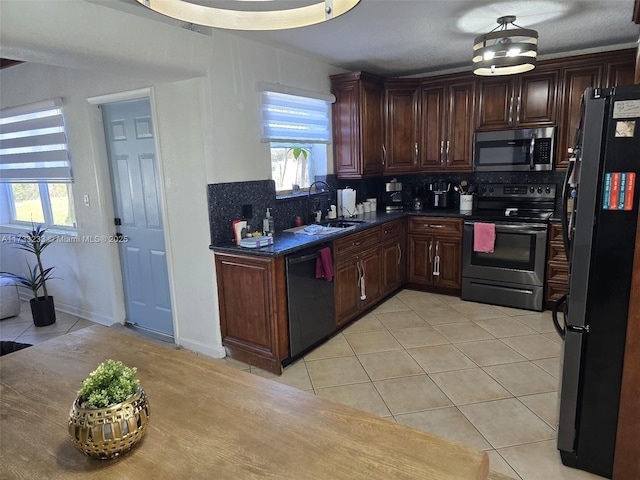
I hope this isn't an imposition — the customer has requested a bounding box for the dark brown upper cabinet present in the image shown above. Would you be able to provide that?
[384,76,475,174]
[331,72,385,179]
[555,50,635,170]
[476,68,558,131]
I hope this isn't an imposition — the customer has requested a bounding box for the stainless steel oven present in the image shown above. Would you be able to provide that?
[461,183,556,311]
[462,221,548,311]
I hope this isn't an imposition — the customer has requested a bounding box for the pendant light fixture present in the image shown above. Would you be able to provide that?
[135,0,360,31]
[472,15,538,76]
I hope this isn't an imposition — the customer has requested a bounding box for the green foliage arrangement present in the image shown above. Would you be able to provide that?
[78,359,140,408]
[1,223,57,300]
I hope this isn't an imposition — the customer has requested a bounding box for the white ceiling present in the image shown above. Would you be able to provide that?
[119,0,640,77]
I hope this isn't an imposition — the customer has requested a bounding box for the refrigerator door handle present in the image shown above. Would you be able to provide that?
[552,293,567,339]
[561,157,575,260]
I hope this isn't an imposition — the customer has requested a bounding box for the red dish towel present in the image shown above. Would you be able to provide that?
[315,247,333,282]
[473,223,496,253]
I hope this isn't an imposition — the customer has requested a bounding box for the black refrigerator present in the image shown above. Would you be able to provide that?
[555,85,640,478]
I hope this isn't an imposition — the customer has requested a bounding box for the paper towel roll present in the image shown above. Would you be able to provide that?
[342,188,356,217]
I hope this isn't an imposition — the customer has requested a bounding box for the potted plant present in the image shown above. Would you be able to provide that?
[68,359,150,459]
[1,224,57,326]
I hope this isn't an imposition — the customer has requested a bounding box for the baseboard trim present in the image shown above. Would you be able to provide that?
[18,294,116,326]
[178,338,225,359]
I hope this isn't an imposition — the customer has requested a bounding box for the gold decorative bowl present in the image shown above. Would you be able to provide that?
[68,386,150,459]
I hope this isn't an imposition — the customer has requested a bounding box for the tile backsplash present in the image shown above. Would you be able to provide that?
[207,171,566,246]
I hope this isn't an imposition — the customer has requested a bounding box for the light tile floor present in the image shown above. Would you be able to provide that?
[226,289,606,480]
[1,292,606,480]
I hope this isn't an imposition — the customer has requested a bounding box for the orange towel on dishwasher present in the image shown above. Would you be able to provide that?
[473,223,496,253]
[315,247,333,282]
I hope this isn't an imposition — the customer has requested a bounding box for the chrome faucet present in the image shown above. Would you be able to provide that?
[307,180,332,223]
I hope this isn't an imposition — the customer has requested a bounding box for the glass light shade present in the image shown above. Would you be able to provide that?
[473,26,538,76]
[135,0,360,31]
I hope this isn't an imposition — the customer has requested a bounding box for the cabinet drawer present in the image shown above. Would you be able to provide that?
[548,242,567,263]
[408,217,462,236]
[380,219,404,244]
[547,261,569,283]
[334,227,380,263]
[549,222,564,242]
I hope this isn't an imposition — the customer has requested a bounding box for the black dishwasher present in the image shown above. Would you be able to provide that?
[285,242,335,360]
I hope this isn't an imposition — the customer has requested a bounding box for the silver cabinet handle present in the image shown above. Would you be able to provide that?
[516,96,521,123]
[414,142,418,165]
[382,144,386,166]
[440,141,444,164]
[424,223,445,228]
[397,243,402,265]
[428,240,433,264]
[358,260,366,301]
[433,241,441,277]
[446,141,450,164]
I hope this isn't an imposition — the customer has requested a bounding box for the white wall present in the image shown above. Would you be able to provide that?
[205,30,343,183]
[0,0,344,358]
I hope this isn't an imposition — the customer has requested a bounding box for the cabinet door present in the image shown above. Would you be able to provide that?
[332,80,361,177]
[385,87,419,173]
[381,241,404,295]
[419,85,446,169]
[446,80,475,171]
[361,79,385,175]
[517,69,558,128]
[334,260,360,326]
[476,78,514,131]
[359,247,382,311]
[407,235,433,285]
[605,60,636,87]
[557,65,603,169]
[215,253,287,373]
[432,236,462,290]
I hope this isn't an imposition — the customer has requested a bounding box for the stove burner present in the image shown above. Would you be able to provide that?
[471,183,557,223]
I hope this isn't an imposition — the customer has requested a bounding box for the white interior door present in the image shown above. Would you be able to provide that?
[101,98,174,337]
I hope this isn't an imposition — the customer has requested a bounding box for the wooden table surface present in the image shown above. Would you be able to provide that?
[0,325,488,480]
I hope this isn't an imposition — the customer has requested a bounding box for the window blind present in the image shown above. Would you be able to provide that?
[0,99,73,183]
[260,91,331,144]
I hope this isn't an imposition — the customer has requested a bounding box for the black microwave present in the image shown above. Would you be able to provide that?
[473,127,556,172]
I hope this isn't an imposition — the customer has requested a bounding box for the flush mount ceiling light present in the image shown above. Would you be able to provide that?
[472,15,538,76]
[135,0,361,31]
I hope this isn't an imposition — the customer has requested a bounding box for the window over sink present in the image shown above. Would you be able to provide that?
[259,88,332,194]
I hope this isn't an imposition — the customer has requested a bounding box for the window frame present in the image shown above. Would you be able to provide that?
[3,182,77,231]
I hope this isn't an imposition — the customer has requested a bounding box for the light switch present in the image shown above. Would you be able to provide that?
[83,194,90,207]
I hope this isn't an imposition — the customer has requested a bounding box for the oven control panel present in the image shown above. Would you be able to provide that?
[478,184,556,200]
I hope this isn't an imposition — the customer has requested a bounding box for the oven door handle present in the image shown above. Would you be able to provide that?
[465,221,547,233]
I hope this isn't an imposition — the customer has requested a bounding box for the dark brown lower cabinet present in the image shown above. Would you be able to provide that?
[545,221,569,309]
[334,228,382,326]
[215,252,288,374]
[406,217,462,293]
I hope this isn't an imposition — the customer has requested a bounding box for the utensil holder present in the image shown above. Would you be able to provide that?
[460,194,473,213]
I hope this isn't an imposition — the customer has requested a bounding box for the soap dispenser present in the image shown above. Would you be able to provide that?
[263,208,275,236]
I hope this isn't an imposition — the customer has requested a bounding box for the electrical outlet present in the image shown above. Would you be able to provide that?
[83,194,90,207]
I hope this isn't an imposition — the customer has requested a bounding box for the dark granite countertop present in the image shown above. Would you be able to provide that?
[210,209,469,257]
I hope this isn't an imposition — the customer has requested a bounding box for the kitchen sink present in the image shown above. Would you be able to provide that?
[285,220,364,235]
[318,220,364,228]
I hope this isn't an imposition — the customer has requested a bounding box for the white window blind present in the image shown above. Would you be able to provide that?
[260,91,331,144]
[0,99,73,183]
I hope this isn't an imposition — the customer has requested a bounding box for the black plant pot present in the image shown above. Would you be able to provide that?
[30,296,56,327]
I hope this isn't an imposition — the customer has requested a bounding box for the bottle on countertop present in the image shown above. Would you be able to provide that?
[263,208,275,236]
